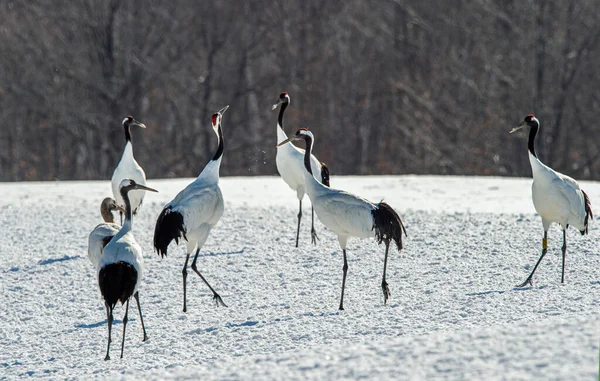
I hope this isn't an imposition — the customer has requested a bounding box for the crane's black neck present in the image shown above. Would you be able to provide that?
[302,135,314,175]
[123,123,132,142]
[211,124,224,161]
[278,101,288,130]
[528,122,539,158]
[120,188,134,224]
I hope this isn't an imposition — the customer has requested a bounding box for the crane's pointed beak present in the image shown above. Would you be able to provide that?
[276,136,296,147]
[509,121,527,134]
[114,204,126,213]
[134,184,158,193]
[272,100,282,111]
[218,105,229,115]
[132,119,147,129]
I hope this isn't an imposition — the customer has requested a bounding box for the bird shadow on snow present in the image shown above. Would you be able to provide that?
[465,285,549,296]
[465,290,506,296]
[75,319,125,329]
[197,248,246,257]
[37,255,80,265]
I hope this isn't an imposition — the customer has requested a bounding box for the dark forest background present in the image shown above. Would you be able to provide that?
[1,0,599,181]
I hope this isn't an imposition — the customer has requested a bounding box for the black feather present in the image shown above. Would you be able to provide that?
[581,189,593,235]
[371,202,407,251]
[101,235,114,248]
[320,162,330,187]
[153,206,186,257]
[99,261,138,309]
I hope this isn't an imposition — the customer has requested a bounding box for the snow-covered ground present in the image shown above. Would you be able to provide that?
[2,175,600,380]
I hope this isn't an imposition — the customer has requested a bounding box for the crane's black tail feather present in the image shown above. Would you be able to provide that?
[153,206,186,257]
[99,262,138,309]
[320,162,330,187]
[581,189,593,235]
[372,202,407,251]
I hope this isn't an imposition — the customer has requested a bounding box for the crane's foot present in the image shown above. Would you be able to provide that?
[382,280,391,304]
[311,228,320,245]
[214,293,228,307]
[516,277,533,288]
[104,355,110,361]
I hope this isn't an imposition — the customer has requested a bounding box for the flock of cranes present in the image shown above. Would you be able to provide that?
[86,93,592,360]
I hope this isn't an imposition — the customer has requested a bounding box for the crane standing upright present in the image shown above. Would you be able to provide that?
[98,179,157,360]
[273,92,330,247]
[510,114,592,287]
[154,106,230,312]
[278,128,407,310]
[111,116,148,222]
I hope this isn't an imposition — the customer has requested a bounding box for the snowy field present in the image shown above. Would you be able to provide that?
[2,175,600,380]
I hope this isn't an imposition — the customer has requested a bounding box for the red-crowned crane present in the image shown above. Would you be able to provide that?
[277,128,407,310]
[111,116,147,222]
[87,197,147,351]
[98,179,157,360]
[154,106,229,312]
[273,92,330,247]
[510,114,593,287]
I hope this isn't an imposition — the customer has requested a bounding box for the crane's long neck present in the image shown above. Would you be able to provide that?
[300,134,327,198]
[120,190,134,232]
[528,122,538,158]
[123,123,132,143]
[212,124,224,162]
[276,102,289,143]
[121,140,134,163]
[302,135,314,177]
[199,125,223,183]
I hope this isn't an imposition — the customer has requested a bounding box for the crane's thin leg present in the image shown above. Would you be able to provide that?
[311,206,319,245]
[191,248,228,307]
[182,253,190,312]
[517,231,548,287]
[561,229,567,283]
[296,199,302,248]
[133,291,147,342]
[120,299,130,359]
[104,303,113,361]
[381,242,391,304]
[339,249,349,311]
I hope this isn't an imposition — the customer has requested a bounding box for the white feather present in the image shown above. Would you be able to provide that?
[312,190,376,241]
[111,142,147,213]
[87,222,120,268]
[529,152,587,231]
[166,163,224,252]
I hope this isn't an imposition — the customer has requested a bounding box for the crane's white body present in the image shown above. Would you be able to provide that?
[304,174,376,248]
[111,142,147,214]
[88,222,120,268]
[166,159,224,253]
[98,218,144,295]
[283,129,405,309]
[276,126,323,200]
[529,152,587,232]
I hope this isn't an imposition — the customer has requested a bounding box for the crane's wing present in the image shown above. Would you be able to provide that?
[553,174,587,223]
[100,233,144,277]
[88,223,120,268]
[316,190,375,238]
[172,185,223,232]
